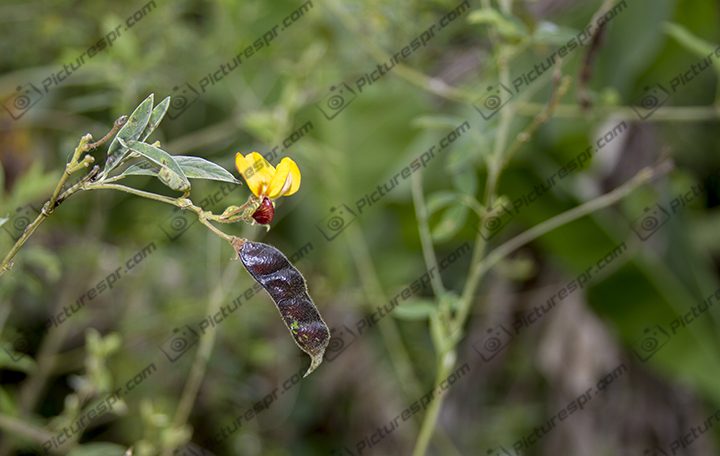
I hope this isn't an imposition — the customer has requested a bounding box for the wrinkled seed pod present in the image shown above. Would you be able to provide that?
[237,240,330,376]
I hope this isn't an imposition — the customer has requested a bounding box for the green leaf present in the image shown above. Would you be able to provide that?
[393,299,437,320]
[431,204,468,242]
[104,94,155,173]
[174,156,241,184]
[140,96,170,141]
[122,156,240,184]
[0,217,7,228]
[118,159,158,177]
[121,139,190,192]
[67,443,129,456]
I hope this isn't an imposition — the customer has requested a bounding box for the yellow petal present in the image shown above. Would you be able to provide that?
[267,157,301,199]
[235,152,275,197]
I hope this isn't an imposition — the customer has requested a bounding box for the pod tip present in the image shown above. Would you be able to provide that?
[303,349,326,377]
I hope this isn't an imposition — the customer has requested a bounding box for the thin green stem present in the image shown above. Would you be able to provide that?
[514,103,720,121]
[83,182,182,206]
[411,172,446,298]
[411,352,455,456]
[47,135,92,211]
[467,161,673,290]
[0,212,45,275]
[413,4,514,451]
[85,182,237,245]
[499,73,570,170]
[451,71,569,337]
[0,118,126,276]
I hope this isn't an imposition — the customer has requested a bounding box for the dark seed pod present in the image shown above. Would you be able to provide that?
[237,240,329,376]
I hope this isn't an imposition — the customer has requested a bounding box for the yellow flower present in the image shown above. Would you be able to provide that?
[235,152,301,199]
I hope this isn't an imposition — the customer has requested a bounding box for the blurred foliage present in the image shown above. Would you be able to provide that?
[1,0,720,455]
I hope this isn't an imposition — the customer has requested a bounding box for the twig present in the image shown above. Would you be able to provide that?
[47,116,127,212]
[0,117,128,276]
[578,0,620,110]
[87,115,128,150]
[500,71,570,169]
[84,183,237,245]
[454,160,674,331]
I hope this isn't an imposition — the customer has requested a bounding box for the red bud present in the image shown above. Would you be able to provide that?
[251,197,275,224]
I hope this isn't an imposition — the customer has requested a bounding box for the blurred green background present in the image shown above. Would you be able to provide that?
[1,0,720,454]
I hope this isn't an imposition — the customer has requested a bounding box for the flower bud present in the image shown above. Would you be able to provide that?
[251,197,275,225]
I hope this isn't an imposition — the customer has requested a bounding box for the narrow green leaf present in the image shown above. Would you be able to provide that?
[120,156,240,184]
[104,94,155,173]
[121,139,190,192]
[393,299,437,320]
[140,96,170,141]
[174,156,241,184]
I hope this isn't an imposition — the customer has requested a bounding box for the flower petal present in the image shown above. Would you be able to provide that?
[267,157,301,199]
[235,152,275,197]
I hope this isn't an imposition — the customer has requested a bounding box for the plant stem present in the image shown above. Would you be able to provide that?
[413,2,510,451]
[83,182,182,206]
[0,414,53,444]
[411,172,446,298]
[411,351,454,456]
[85,182,236,244]
[0,212,45,275]
[0,117,126,276]
[470,161,673,284]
